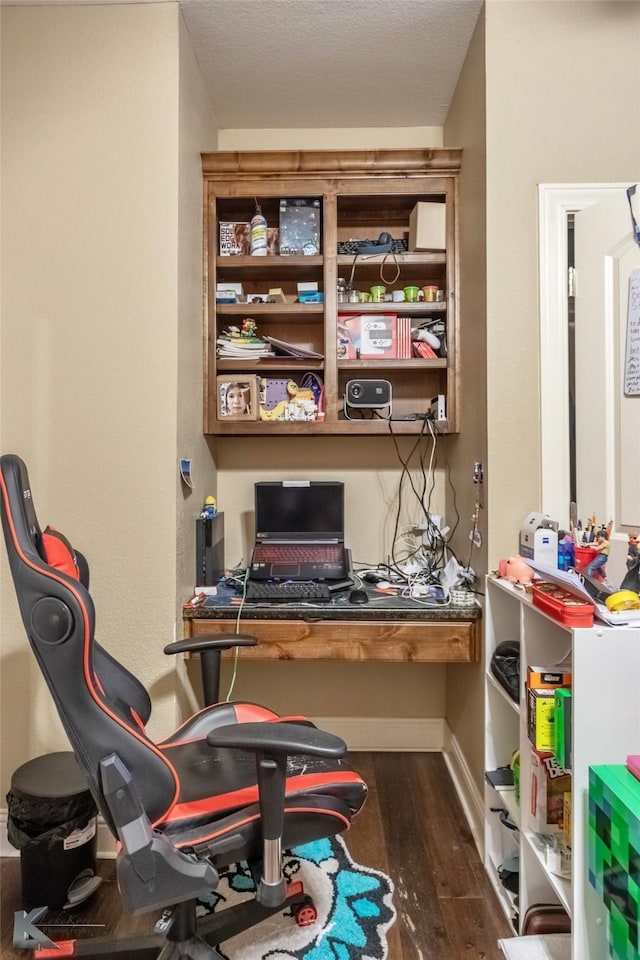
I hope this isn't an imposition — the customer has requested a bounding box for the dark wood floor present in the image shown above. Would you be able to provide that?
[1,753,511,959]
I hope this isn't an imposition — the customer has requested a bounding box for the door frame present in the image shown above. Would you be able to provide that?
[538,183,628,528]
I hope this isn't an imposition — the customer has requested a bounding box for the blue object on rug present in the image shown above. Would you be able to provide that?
[196,835,396,959]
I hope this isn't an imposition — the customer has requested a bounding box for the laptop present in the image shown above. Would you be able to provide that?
[249,481,349,581]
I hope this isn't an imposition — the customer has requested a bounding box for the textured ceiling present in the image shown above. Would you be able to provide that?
[179,0,483,129]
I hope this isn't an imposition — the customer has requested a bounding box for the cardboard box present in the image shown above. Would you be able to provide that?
[409,202,446,252]
[527,688,556,752]
[338,313,398,359]
[527,665,572,690]
[529,747,571,834]
[219,221,250,256]
[554,688,572,770]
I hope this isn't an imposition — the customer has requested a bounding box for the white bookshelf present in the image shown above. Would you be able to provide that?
[484,576,640,959]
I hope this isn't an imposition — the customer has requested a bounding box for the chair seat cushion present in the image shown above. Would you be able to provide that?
[157,731,366,832]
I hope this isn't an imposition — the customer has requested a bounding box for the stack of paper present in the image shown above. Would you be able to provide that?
[216,336,274,359]
[262,336,323,359]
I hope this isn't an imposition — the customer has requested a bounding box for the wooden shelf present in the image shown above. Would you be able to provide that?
[336,301,446,314]
[202,148,460,436]
[216,358,324,372]
[217,303,324,320]
[338,358,447,371]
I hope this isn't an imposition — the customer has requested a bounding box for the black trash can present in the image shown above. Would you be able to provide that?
[7,751,102,910]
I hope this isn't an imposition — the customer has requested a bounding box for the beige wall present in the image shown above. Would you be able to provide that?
[0,3,216,797]
[442,9,488,790]
[484,0,640,563]
[219,127,443,151]
[175,13,220,718]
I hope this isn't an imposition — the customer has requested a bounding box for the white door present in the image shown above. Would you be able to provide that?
[574,188,640,585]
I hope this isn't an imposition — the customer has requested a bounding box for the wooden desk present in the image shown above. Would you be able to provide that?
[183,592,481,663]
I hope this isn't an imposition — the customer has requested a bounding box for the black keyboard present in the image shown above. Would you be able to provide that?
[245,581,331,602]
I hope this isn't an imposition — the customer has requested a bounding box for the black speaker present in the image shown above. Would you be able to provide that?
[196,514,225,586]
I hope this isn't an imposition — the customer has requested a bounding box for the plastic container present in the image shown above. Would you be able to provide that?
[574,545,598,573]
[8,752,101,909]
[531,581,594,627]
[557,538,576,571]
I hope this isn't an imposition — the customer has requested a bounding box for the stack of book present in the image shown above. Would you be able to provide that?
[216,335,275,359]
[412,339,439,359]
[396,317,413,359]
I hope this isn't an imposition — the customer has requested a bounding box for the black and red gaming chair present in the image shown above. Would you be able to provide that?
[0,454,367,959]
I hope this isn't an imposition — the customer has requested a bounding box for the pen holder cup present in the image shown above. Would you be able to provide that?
[574,546,598,573]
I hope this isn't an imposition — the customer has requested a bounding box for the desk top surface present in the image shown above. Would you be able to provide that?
[183,583,481,623]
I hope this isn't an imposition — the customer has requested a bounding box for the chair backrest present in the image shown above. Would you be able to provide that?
[0,454,180,832]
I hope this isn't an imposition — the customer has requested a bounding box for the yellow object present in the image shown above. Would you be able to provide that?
[605,590,640,611]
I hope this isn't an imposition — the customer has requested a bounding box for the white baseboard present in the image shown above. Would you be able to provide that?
[1,718,482,860]
[311,715,446,752]
[442,727,485,859]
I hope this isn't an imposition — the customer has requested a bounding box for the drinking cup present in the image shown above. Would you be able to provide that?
[370,285,386,302]
[403,286,420,303]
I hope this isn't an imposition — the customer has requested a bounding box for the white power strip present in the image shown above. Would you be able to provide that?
[430,394,446,421]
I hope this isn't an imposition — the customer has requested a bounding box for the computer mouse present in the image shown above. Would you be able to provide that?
[349,588,369,604]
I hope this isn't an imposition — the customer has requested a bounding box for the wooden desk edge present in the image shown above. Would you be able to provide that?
[184,617,480,663]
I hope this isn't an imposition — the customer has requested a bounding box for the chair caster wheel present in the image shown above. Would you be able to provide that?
[293,896,317,927]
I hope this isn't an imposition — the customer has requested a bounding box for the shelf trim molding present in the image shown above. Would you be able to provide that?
[203,148,462,179]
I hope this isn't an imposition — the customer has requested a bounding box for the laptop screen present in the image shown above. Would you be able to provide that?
[255,481,344,540]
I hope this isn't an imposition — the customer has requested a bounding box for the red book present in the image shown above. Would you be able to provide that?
[412,340,437,359]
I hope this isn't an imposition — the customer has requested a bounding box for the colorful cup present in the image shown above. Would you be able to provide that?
[422,285,439,302]
[403,286,420,302]
[370,285,386,302]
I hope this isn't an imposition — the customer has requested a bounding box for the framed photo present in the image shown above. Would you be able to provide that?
[216,377,258,420]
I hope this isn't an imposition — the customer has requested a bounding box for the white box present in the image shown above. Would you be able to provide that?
[409,202,446,252]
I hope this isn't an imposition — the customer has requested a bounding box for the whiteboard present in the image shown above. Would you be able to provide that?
[624,267,640,396]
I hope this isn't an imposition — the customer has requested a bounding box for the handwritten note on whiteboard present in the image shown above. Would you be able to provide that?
[625,267,640,396]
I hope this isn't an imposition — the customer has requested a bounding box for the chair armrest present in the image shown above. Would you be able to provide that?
[165,634,258,707]
[206,721,346,759]
[206,722,346,908]
[164,633,258,656]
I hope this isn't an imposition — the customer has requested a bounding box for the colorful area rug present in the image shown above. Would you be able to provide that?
[197,835,396,959]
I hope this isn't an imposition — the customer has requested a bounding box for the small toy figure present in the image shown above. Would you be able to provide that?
[498,556,535,585]
[201,496,217,519]
[241,317,258,338]
[586,527,610,581]
[627,533,639,571]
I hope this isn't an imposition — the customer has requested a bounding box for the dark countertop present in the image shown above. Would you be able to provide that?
[184,584,482,623]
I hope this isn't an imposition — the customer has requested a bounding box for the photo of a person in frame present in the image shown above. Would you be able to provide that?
[221,381,252,417]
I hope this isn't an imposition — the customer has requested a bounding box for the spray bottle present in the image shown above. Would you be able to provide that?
[250,200,267,256]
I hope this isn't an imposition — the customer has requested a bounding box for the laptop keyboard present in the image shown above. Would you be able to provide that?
[253,544,343,563]
[245,581,331,602]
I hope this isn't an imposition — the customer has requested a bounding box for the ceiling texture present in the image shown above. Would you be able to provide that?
[2,0,483,129]
[180,0,483,129]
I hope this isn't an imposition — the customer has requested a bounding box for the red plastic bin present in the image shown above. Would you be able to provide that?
[574,545,598,573]
[531,581,594,627]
